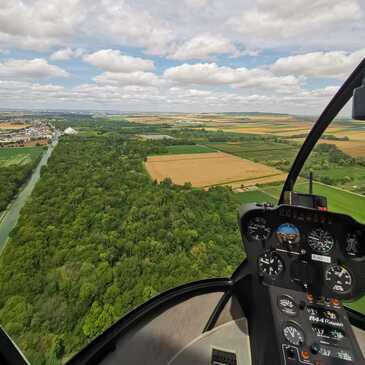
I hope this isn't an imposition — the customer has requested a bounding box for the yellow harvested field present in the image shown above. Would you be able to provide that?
[332,130,365,142]
[0,122,29,130]
[321,141,365,158]
[145,152,283,188]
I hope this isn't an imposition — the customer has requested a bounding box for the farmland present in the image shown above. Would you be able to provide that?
[204,140,299,166]
[145,152,285,188]
[0,122,29,130]
[164,144,216,154]
[0,146,44,213]
[0,147,44,167]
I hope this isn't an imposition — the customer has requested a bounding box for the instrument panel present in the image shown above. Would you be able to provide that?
[239,203,365,300]
[270,286,365,365]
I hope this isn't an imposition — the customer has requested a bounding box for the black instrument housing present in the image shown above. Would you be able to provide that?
[238,203,365,301]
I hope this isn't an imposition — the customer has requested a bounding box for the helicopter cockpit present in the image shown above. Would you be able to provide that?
[1,61,365,365]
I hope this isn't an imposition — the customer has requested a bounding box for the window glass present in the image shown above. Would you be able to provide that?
[0,114,305,363]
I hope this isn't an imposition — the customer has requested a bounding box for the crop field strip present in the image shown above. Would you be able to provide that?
[204,141,300,163]
[0,122,30,130]
[145,152,284,188]
[165,144,216,154]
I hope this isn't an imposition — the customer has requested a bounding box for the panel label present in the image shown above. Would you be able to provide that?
[311,254,331,263]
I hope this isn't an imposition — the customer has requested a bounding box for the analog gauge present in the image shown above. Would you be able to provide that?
[325,265,353,294]
[308,228,335,254]
[276,223,300,245]
[258,251,284,277]
[345,230,365,258]
[283,323,305,346]
[247,217,271,241]
[278,295,298,316]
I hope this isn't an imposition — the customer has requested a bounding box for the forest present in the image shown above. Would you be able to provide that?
[0,134,245,364]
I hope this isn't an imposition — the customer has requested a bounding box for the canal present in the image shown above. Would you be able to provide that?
[0,139,58,252]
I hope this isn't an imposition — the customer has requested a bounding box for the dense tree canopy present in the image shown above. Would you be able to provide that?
[0,135,245,364]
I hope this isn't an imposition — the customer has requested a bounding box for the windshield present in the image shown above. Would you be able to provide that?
[0,1,365,364]
[291,115,365,314]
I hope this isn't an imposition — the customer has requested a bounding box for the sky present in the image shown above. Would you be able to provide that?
[0,0,364,114]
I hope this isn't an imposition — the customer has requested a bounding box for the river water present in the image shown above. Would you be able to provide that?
[0,139,58,252]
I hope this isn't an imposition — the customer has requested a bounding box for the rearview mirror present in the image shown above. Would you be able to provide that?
[353,79,365,120]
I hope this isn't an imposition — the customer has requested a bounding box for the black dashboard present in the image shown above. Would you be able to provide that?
[238,203,365,365]
[239,203,365,301]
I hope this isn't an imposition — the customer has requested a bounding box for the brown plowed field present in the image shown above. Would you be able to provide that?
[145,152,283,188]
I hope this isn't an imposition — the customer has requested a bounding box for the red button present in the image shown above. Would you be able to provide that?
[301,351,310,360]
[331,298,341,306]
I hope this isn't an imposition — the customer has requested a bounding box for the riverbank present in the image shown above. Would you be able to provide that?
[0,139,58,253]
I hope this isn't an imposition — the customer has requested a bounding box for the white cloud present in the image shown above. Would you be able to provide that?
[50,47,84,61]
[86,1,174,56]
[184,0,209,8]
[94,71,161,86]
[0,58,69,80]
[83,49,155,72]
[0,0,83,51]
[169,34,239,60]
[228,0,363,48]
[271,49,365,79]
[0,0,363,56]
[164,63,301,92]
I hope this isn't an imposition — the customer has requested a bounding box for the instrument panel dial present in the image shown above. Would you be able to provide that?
[258,251,284,277]
[283,323,305,346]
[276,223,300,246]
[325,265,353,294]
[345,230,364,258]
[307,228,335,254]
[247,217,271,241]
[277,295,298,316]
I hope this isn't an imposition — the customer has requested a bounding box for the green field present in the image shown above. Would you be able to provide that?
[0,147,45,213]
[233,190,276,206]
[0,147,44,167]
[165,144,217,154]
[205,141,299,164]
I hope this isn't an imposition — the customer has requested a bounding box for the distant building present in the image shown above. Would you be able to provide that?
[64,127,78,135]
